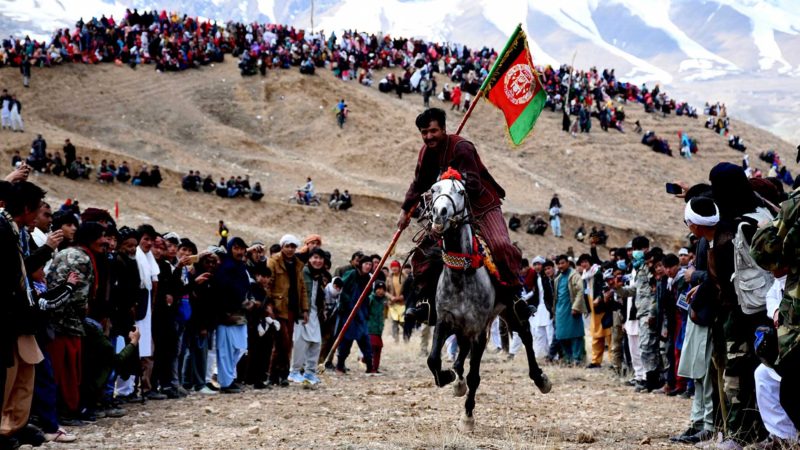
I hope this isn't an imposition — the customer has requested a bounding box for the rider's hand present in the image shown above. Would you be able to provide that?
[397,210,411,230]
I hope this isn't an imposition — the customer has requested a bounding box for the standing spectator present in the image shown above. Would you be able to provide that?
[553,255,586,365]
[0,181,47,449]
[46,221,106,422]
[549,204,562,238]
[335,255,374,374]
[9,96,23,132]
[62,140,76,170]
[134,224,161,400]
[289,248,327,385]
[213,237,251,394]
[1,89,10,130]
[267,235,308,387]
[185,253,219,394]
[367,281,387,374]
[526,256,553,357]
[579,254,609,368]
[243,262,272,390]
[672,197,719,445]
[21,57,32,88]
[385,261,405,344]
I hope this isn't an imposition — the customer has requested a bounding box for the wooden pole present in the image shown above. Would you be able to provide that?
[454,88,485,136]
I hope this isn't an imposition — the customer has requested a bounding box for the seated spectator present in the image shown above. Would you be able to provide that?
[338,190,352,211]
[216,177,228,198]
[182,171,199,191]
[250,182,263,201]
[729,135,746,152]
[508,214,521,232]
[149,165,162,187]
[97,159,114,183]
[202,175,216,193]
[51,152,65,176]
[116,161,131,183]
[329,189,341,209]
[132,165,149,186]
[527,216,548,235]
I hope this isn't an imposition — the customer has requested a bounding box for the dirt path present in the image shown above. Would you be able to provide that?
[62,336,690,449]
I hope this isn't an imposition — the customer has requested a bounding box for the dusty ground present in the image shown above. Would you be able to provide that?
[43,335,692,450]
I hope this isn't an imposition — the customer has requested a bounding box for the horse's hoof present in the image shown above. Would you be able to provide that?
[534,373,552,394]
[437,369,456,387]
[453,378,467,397]
[459,414,475,433]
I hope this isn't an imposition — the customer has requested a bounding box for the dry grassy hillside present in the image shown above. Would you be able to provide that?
[0,61,794,262]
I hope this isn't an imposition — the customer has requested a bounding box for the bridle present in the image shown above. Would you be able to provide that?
[429,178,470,230]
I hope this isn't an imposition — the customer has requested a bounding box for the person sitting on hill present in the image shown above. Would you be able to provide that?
[132,164,153,186]
[116,161,131,183]
[149,165,162,187]
[182,171,199,191]
[509,214,521,232]
[51,152,65,176]
[202,175,216,193]
[329,189,341,209]
[338,190,353,211]
[250,182,263,201]
[728,135,746,152]
[66,158,85,180]
[300,56,315,75]
[527,215,548,236]
[226,176,240,198]
[216,177,228,198]
[97,159,115,183]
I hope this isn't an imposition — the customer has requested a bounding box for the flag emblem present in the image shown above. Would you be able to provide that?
[503,63,534,105]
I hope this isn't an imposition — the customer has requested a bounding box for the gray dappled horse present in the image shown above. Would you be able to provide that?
[425,174,552,431]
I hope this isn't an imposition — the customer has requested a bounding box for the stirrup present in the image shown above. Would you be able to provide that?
[406,299,432,325]
[512,296,533,324]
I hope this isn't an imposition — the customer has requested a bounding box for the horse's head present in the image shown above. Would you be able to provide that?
[429,176,467,236]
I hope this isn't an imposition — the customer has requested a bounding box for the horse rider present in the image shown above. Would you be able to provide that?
[398,108,529,325]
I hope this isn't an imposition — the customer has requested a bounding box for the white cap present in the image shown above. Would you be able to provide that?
[678,248,689,256]
[531,256,546,265]
[279,234,301,248]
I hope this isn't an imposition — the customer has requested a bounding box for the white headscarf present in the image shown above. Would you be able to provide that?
[684,198,720,227]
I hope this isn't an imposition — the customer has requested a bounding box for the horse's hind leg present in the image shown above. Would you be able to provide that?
[501,309,552,394]
[461,330,487,432]
[452,334,470,397]
[427,322,456,387]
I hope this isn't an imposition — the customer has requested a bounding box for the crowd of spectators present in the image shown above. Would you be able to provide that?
[10,135,161,187]
[181,171,262,201]
[0,164,413,447]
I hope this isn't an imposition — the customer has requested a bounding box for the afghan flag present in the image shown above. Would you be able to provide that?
[481,24,545,146]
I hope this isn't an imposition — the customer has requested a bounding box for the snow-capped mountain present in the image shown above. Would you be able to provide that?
[2,0,799,143]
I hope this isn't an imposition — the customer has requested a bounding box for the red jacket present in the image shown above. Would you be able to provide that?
[402,135,505,218]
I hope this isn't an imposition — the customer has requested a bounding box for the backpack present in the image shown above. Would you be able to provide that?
[732,207,774,315]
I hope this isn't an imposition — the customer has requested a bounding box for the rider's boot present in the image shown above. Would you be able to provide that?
[404,297,437,325]
[505,285,536,327]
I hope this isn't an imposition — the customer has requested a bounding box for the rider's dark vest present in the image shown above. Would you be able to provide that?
[402,135,505,218]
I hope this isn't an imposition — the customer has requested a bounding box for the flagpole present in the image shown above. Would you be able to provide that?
[454,88,484,136]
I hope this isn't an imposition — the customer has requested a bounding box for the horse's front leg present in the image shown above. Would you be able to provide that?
[427,321,456,387]
[452,333,470,397]
[461,329,487,432]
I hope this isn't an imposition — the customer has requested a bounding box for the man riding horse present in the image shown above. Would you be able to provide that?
[399,108,529,326]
